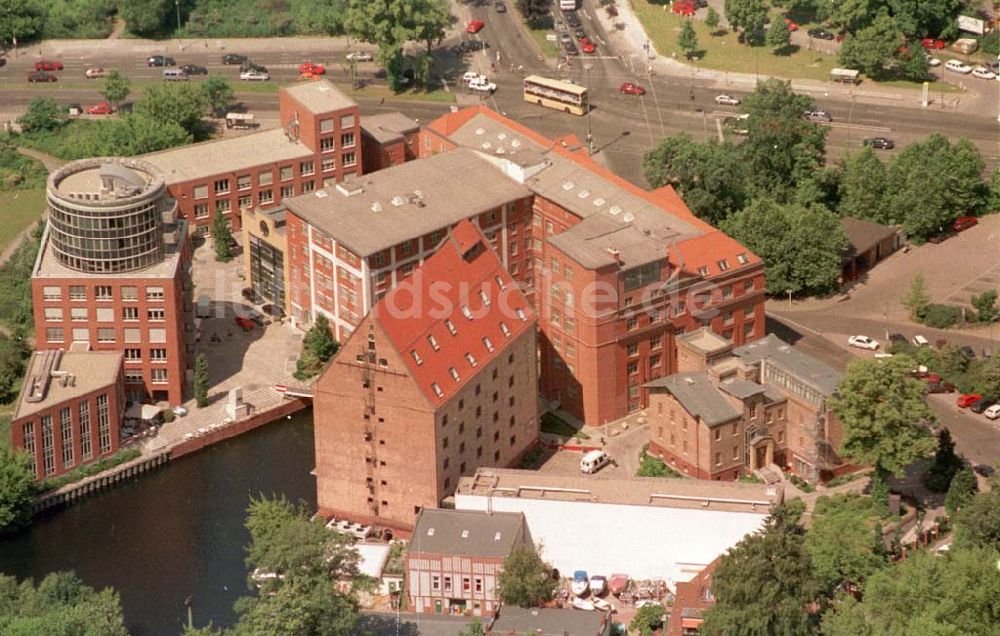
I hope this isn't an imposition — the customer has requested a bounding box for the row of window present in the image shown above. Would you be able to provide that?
[126,369,170,384]
[24,395,110,477]
[45,307,166,322]
[42,285,165,302]
[46,326,168,344]
[430,574,486,595]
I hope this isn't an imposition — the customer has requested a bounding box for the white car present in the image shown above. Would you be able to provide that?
[469,78,496,92]
[971,66,997,80]
[927,56,941,67]
[346,51,374,62]
[85,67,107,79]
[848,335,879,350]
[240,69,270,81]
[944,59,972,74]
[462,71,486,83]
[715,94,740,106]
[172,405,189,417]
[984,404,1000,420]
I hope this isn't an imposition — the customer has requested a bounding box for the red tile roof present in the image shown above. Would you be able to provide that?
[373,220,535,408]
[668,232,761,278]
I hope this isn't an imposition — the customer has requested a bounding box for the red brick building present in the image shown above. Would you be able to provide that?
[32,158,191,405]
[647,331,845,483]
[405,508,531,616]
[665,557,720,636]
[143,80,362,235]
[313,221,538,530]
[360,112,420,174]
[11,350,125,480]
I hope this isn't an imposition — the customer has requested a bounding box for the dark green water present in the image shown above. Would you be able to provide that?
[0,410,316,636]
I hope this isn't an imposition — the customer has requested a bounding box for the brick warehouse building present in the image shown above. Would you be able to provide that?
[31,158,191,405]
[142,80,362,235]
[313,220,538,530]
[250,104,764,426]
[11,350,125,480]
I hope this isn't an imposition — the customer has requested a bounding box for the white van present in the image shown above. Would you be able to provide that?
[580,450,610,474]
[163,69,189,81]
[913,334,930,347]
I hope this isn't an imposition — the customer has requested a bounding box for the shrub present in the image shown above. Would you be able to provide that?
[637,445,680,478]
[922,304,963,329]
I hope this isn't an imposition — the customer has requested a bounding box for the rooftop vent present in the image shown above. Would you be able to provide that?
[622,212,636,223]
[511,139,521,148]
[314,190,329,198]
[577,190,590,199]
[336,182,363,197]
[685,377,695,384]
[593,197,606,206]
[609,205,622,216]
[427,528,435,536]
[562,181,575,191]
[370,202,382,212]
[461,530,469,538]
[475,128,486,135]
[391,195,406,207]
[495,147,506,155]
[481,141,492,149]
[498,132,507,140]
[494,532,502,541]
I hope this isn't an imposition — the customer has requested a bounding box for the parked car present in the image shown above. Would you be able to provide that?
[921,38,947,50]
[672,1,695,16]
[86,102,113,115]
[85,67,106,79]
[715,94,741,106]
[971,66,997,80]
[222,53,248,65]
[234,316,256,331]
[970,397,996,414]
[563,40,580,56]
[848,335,879,350]
[957,393,982,408]
[172,405,189,417]
[620,82,645,95]
[495,1,507,12]
[807,28,835,40]
[27,71,57,82]
[927,56,942,67]
[952,216,978,232]
[926,381,956,394]
[984,404,1000,420]
[35,60,63,71]
[469,77,497,92]
[589,575,607,595]
[147,55,176,67]
[783,18,799,31]
[944,59,972,74]
[575,28,587,39]
[566,13,581,28]
[261,304,285,319]
[240,69,270,81]
[888,332,907,344]
[912,334,930,347]
[346,51,374,62]
[559,32,574,44]
[960,345,976,359]
[462,71,486,83]
[299,61,325,75]
[579,37,596,54]
[571,571,589,597]
[863,136,894,149]
[974,464,996,477]
[241,61,268,73]
[805,110,833,122]
[466,20,485,33]
[180,64,208,75]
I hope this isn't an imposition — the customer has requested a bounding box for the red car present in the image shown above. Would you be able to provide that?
[27,71,57,83]
[86,102,113,115]
[466,20,485,34]
[784,18,799,31]
[35,60,63,71]
[580,37,596,54]
[234,316,256,331]
[953,216,978,232]
[957,393,982,408]
[921,38,946,50]
[672,2,695,16]
[298,61,325,75]
[620,82,645,95]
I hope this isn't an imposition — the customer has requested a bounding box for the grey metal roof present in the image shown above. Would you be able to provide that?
[282,148,531,257]
[281,79,358,114]
[719,378,766,399]
[734,335,842,396]
[361,112,420,144]
[489,606,608,636]
[645,373,742,427]
[409,509,527,559]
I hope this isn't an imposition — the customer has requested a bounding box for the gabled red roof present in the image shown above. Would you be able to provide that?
[668,232,761,277]
[373,220,536,408]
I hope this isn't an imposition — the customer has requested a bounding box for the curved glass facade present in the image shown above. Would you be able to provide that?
[47,159,171,273]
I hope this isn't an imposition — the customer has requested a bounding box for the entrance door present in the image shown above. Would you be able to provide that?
[434,599,442,614]
[755,446,767,469]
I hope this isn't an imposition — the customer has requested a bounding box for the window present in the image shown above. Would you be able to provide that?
[650,354,661,369]
[449,367,461,383]
[258,170,273,186]
[724,311,733,325]
[443,576,452,592]
[627,317,637,331]
[97,328,116,343]
[321,157,335,172]
[445,319,458,335]
[70,285,88,300]
[737,252,750,265]
[258,189,273,204]
[301,180,315,193]
[44,307,62,321]
[715,452,722,465]
[341,132,355,148]
[149,328,167,343]
[300,160,314,176]
[237,175,252,191]
[216,199,231,214]
[320,118,334,133]
[97,394,111,453]
[124,328,141,344]
[193,184,208,199]
[60,407,74,469]
[432,383,444,398]
[465,352,477,367]
[43,286,61,301]
[340,113,356,128]
[463,577,471,592]
[627,361,638,375]
[733,446,739,460]
[482,337,494,353]
[500,322,511,338]
[238,195,252,210]
[279,166,293,181]
[342,152,357,167]
[474,578,483,592]
[146,287,164,301]
[96,286,113,300]
[697,266,709,276]
[722,285,732,299]
[320,137,335,152]
[428,335,440,351]
[121,307,138,321]
[626,342,638,357]
[79,402,92,461]
[150,348,167,362]
[714,428,721,441]
[41,416,54,476]
[125,349,141,362]
[744,279,755,291]
[432,575,440,591]
[717,259,730,271]
[411,350,423,365]
[46,327,64,343]
[147,308,165,321]
[280,185,294,198]
[213,178,230,194]
[151,368,168,384]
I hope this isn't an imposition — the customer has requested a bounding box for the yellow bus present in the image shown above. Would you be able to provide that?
[523,75,589,116]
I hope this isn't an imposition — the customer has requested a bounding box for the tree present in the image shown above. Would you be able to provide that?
[119,0,172,37]
[989,167,1000,211]
[819,0,881,35]
[721,200,848,296]
[457,619,486,636]
[230,495,361,636]
[828,356,935,493]
[194,352,209,407]
[902,274,930,321]
[642,135,747,226]
[0,0,45,45]
[766,17,791,52]
[0,571,127,636]
[821,547,1000,636]
[517,0,551,28]
[0,445,36,535]
[979,357,1000,400]
[101,70,131,109]
[182,624,224,636]
[200,75,235,118]
[936,345,969,378]
[497,544,557,607]
[944,466,977,516]
[724,0,768,42]
[291,0,348,36]
[295,314,340,380]
[837,14,903,78]
[971,289,998,324]
[954,487,1000,551]
[705,7,721,33]
[922,428,963,493]
[413,51,432,89]
[134,82,208,137]
[888,0,964,40]
[678,20,699,59]
[17,97,65,133]
[629,603,666,636]
[345,0,436,92]
[115,113,192,155]
[212,211,234,262]
[897,49,930,82]
[408,0,450,55]
[0,335,29,403]
[701,506,820,636]
[837,147,888,223]
[804,493,888,593]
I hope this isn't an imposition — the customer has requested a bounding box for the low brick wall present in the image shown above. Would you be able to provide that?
[172,397,310,459]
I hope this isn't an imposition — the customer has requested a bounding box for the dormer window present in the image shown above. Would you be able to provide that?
[495,275,506,291]
[445,319,457,335]
[697,266,710,276]
[411,350,423,365]
[465,353,477,367]
[717,259,730,271]
[449,367,461,383]
[500,322,511,337]
[431,383,444,398]
[461,305,474,320]
[479,290,491,306]
[428,335,440,351]
[515,308,526,321]
[737,253,750,265]
[483,337,495,353]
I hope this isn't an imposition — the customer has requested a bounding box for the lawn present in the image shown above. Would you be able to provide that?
[636,445,681,477]
[0,189,45,254]
[527,27,561,58]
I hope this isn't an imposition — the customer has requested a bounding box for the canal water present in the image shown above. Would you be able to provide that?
[0,410,316,636]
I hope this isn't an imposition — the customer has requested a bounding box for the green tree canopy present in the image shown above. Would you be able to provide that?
[679,20,699,59]
[944,466,977,517]
[0,0,45,44]
[134,83,208,138]
[17,97,66,133]
[497,544,557,607]
[923,427,964,493]
[828,355,936,477]
[972,290,998,324]
[407,0,450,54]
[629,603,666,636]
[954,483,1000,551]
[837,147,888,223]
[295,314,340,380]
[902,274,930,321]
[119,0,172,37]
[766,16,791,52]
[516,0,551,27]
[101,70,131,107]
[724,0,768,41]
[201,75,235,118]
[212,211,234,263]
[0,445,37,534]
[194,352,209,407]
[804,493,887,592]
[0,571,127,636]
[837,14,904,77]
[705,7,721,32]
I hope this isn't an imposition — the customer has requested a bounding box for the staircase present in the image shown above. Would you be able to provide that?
[755,464,784,485]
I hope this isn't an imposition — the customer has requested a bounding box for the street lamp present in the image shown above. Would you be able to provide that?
[583,63,593,154]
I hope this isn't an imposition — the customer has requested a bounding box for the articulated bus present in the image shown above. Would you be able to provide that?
[522,75,589,116]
